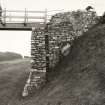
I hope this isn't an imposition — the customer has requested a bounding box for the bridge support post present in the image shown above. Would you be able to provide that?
[2,8,6,26]
[44,9,47,25]
[24,8,28,26]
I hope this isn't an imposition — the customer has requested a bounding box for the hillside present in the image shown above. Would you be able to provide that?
[1,24,105,104]
[18,24,105,105]
[0,52,22,61]
[0,59,30,105]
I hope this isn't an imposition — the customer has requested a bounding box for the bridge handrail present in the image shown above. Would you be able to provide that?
[0,9,65,24]
[0,10,46,13]
[1,16,45,19]
[0,9,48,24]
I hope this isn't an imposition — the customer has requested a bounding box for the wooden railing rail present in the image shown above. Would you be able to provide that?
[0,9,48,24]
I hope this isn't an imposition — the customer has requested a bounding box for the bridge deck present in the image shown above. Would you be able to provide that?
[0,22,45,31]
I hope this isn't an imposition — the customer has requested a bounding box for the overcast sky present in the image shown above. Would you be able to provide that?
[0,0,105,56]
[1,0,105,15]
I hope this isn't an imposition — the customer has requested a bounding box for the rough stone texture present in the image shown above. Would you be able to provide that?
[47,22,74,67]
[50,10,97,36]
[31,28,46,71]
[23,9,98,96]
[22,28,46,97]
[46,10,98,67]
[30,28,46,86]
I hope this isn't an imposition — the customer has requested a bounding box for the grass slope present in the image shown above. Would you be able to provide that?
[1,24,105,105]
[22,24,105,105]
[0,59,30,105]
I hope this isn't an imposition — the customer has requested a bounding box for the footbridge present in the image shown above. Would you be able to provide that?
[0,9,48,31]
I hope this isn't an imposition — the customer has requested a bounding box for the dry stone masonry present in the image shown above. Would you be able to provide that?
[47,21,74,67]
[45,9,98,67]
[22,28,46,96]
[22,9,98,96]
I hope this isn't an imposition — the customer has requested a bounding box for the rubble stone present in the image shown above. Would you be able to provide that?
[23,9,98,96]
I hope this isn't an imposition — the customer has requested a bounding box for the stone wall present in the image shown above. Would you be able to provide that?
[31,28,46,72]
[50,10,97,36]
[30,10,98,70]
[46,10,98,67]
[47,21,74,67]
[22,28,46,96]
[22,10,98,96]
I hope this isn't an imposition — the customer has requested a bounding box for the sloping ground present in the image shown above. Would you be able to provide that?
[19,24,105,105]
[0,59,30,105]
[1,24,105,105]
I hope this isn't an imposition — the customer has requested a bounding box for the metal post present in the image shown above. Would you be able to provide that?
[44,9,47,25]
[24,8,27,25]
[9,13,12,22]
[0,8,2,23]
[3,8,6,25]
[26,9,28,23]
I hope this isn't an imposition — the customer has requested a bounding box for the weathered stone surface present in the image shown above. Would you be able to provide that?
[23,9,98,96]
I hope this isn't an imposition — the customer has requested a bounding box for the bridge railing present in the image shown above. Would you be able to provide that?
[0,9,48,24]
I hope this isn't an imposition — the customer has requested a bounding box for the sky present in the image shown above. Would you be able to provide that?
[0,0,105,56]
